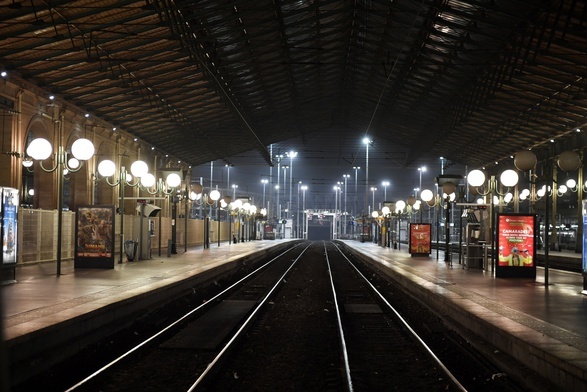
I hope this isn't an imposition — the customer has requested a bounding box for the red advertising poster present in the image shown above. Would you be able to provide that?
[409,224,431,255]
[497,214,535,267]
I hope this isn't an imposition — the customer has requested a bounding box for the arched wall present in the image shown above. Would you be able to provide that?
[24,115,56,210]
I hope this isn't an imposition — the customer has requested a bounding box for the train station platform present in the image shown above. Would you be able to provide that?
[1,239,586,391]
[341,240,587,392]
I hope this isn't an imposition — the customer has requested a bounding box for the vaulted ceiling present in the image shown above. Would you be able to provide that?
[1,0,586,172]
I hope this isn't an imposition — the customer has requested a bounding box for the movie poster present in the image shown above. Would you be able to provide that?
[75,205,115,269]
[409,223,431,256]
[496,213,536,278]
[2,187,19,265]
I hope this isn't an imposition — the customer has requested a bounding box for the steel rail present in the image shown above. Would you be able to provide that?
[332,242,468,392]
[187,243,311,391]
[323,241,354,392]
[65,242,304,391]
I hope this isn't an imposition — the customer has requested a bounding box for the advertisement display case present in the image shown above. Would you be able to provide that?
[409,223,431,256]
[582,200,587,276]
[75,205,116,269]
[496,213,536,278]
[1,187,19,284]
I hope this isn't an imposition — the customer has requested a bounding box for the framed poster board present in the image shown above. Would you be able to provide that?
[2,187,18,266]
[409,223,431,256]
[1,187,19,284]
[582,200,587,276]
[75,205,115,269]
[496,213,536,278]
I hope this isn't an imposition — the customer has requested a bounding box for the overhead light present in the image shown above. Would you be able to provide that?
[49,95,55,100]
[112,127,117,131]
[1,71,6,78]
[84,113,89,118]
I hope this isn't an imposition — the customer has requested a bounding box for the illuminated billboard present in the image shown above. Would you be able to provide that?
[496,213,536,278]
[409,223,431,256]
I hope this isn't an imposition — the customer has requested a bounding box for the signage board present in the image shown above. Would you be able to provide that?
[496,213,536,278]
[75,205,115,269]
[2,187,18,266]
[583,200,587,275]
[409,223,431,256]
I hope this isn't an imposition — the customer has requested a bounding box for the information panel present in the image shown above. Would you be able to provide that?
[409,223,431,256]
[2,187,18,266]
[75,205,115,269]
[496,213,536,278]
[582,200,587,275]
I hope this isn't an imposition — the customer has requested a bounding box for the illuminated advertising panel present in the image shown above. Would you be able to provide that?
[409,223,431,256]
[582,200,587,275]
[2,187,18,266]
[75,205,115,269]
[496,213,536,278]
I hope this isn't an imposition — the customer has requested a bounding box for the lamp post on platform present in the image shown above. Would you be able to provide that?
[27,135,95,275]
[301,185,308,239]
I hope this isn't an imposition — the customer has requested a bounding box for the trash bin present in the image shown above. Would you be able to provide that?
[125,239,138,261]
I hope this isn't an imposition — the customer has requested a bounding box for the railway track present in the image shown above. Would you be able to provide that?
[20,241,531,391]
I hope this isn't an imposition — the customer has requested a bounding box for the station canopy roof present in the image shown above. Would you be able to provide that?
[1,0,586,171]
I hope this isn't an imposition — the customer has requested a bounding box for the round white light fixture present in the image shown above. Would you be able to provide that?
[97,160,116,177]
[500,169,519,187]
[420,189,433,202]
[71,138,95,161]
[140,173,156,188]
[210,189,221,201]
[130,160,148,178]
[467,169,486,187]
[166,173,181,188]
[67,157,80,170]
[27,138,53,160]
